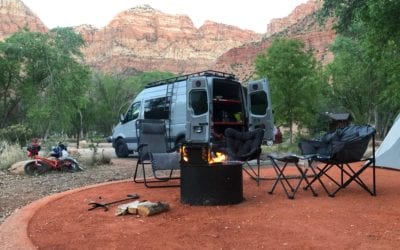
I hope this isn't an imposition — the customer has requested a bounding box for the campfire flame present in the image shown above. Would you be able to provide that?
[209,151,227,164]
[180,145,227,165]
[181,146,189,162]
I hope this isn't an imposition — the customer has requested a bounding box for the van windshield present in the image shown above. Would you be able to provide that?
[124,102,140,122]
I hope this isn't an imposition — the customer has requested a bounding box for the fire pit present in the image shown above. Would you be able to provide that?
[180,143,243,206]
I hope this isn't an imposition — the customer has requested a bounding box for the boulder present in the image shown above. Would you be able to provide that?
[8,160,31,175]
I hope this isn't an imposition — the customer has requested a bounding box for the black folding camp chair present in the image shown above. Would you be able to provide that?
[225,128,264,185]
[299,124,376,197]
[133,119,180,188]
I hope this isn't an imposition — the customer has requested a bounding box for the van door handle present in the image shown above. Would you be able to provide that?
[199,122,208,126]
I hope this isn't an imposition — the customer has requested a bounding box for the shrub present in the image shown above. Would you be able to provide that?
[41,134,68,152]
[79,133,112,167]
[0,124,32,146]
[96,148,112,165]
[0,141,27,170]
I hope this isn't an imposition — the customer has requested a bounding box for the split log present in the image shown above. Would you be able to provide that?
[115,201,167,216]
[137,202,170,216]
[115,201,141,216]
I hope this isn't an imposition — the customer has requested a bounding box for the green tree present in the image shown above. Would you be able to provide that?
[26,28,90,138]
[320,0,400,43]
[84,72,134,136]
[320,0,400,137]
[0,31,51,128]
[85,71,175,136]
[0,28,90,139]
[327,33,377,124]
[255,38,321,142]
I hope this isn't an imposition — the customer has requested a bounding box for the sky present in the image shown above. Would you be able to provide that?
[22,0,309,33]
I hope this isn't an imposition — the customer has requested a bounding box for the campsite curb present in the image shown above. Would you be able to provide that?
[0,180,129,250]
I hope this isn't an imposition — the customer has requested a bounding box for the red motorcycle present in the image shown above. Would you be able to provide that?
[24,142,82,175]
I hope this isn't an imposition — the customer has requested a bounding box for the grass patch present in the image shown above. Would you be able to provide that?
[0,141,27,171]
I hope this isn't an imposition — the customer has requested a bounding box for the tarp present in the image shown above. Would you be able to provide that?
[375,114,400,170]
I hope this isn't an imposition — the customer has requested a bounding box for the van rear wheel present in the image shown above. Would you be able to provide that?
[115,139,129,158]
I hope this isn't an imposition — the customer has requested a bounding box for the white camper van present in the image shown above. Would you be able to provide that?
[110,71,274,157]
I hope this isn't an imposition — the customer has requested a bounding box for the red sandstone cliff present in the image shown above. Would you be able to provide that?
[76,5,261,74]
[214,0,335,81]
[0,0,47,40]
[266,0,323,36]
[1,1,335,82]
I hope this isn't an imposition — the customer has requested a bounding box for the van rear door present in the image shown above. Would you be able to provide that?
[186,77,210,142]
[247,79,274,144]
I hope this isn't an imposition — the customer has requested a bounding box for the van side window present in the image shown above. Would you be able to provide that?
[250,92,268,115]
[125,102,140,122]
[144,97,170,119]
[189,90,208,115]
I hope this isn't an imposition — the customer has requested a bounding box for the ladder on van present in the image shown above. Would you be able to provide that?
[165,82,174,149]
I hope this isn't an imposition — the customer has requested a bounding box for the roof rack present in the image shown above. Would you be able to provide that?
[145,70,236,88]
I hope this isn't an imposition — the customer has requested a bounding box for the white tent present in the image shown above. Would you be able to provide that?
[375,114,400,170]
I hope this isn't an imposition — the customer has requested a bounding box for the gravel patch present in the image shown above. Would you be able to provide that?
[0,158,136,224]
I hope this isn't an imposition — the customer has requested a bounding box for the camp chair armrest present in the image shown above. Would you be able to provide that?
[137,143,148,151]
[237,148,261,160]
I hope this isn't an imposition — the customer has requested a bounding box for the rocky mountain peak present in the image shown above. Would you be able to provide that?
[0,0,47,40]
[77,5,261,74]
[266,0,323,36]
[1,1,334,81]
[129,4,154,11]
[214,0,334,81]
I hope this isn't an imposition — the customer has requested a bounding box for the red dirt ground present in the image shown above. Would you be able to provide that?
[21,165,400,249]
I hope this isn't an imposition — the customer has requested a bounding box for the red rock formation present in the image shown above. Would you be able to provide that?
[1,1,335,81]
[214,1,335,82]
[77,5,261,74]
[266,0,323,36]
[0,0,47,40]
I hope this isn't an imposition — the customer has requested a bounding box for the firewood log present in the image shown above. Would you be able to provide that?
[115,201,144,216]
[137,202,170,216]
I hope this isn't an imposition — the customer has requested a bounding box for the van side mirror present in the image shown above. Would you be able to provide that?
[120,114,125,123]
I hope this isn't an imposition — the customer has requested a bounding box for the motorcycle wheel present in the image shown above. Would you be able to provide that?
[60,158,82,172]
[24,161,49,176]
